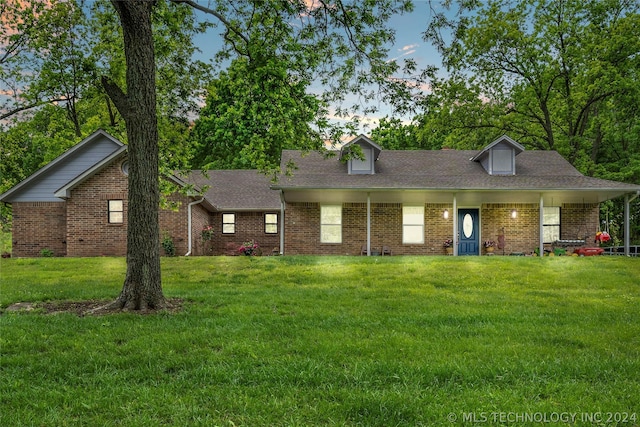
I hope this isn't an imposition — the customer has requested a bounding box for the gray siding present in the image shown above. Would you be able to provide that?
[6,136,121,202]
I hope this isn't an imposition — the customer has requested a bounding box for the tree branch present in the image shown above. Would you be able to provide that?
[101,76,129,117]
[171,0,250,46]
[0,98,68,121]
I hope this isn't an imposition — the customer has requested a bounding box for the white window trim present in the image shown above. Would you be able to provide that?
[108,200,124,224]
[320,205,342,244]
[402,205,425,244]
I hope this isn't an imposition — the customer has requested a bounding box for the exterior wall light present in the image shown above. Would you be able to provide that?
[444,209,449,219]
[511,209,517,219]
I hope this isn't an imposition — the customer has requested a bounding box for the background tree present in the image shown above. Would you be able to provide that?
[191,56,327,175]
[422,0,640,165]
[186,0,414,173]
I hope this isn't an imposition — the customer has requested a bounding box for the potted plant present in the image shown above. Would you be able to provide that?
[443,238,453,255]
[484,240,495,253]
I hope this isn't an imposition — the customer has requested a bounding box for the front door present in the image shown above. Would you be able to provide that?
[458,208,479,255]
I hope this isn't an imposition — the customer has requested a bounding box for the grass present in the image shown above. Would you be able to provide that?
[0,230,10,254]
[1,256,639,426]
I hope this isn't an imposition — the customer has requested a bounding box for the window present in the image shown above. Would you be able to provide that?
[403,205,424,244]
[265,213,278,234]
[222,213,235,234]
[543,207,560,243]
[108,200,123,224]
[320,205,342,243]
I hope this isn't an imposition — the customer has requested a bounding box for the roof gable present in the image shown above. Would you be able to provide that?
[470,135,525,176]
[0,129,125,203]
[339,134,382,175]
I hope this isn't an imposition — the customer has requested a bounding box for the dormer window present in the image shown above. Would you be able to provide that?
[340,135,382,175]
[471,135,525,175]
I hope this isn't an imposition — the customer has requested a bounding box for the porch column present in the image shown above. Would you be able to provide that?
[624,193,639,256]
[366,192,371,256]
[539,194,544,257]
[452,194,458,256]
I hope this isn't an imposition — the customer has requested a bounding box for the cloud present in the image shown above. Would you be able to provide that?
[387,43,419,62]
[400,44,419,53]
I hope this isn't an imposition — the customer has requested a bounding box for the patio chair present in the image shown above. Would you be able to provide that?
[360,245,367,255]
[382,246,392,256]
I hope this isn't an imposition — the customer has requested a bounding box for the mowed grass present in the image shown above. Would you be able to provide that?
[1,256,639,426]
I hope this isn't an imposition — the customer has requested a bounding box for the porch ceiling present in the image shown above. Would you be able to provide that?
[281,188,634,205]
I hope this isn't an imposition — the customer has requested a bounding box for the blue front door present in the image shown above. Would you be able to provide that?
[458,209,479,255]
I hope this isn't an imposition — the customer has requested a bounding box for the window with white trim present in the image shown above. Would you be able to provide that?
[108,200,123,224]
[265,213,278,234]
[222,213,236,234]
[320,205,342,243]
[543,206,560,243]
[403,205,424,244]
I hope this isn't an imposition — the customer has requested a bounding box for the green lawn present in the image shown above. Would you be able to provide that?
[1,256,639,426]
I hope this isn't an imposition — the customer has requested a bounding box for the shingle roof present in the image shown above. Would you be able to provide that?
[185,170,281,211]
[273,149,639,192]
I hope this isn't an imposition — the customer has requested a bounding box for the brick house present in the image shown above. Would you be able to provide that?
[2,131,639,257]
[272,135,640,256]
[1,130,281,257]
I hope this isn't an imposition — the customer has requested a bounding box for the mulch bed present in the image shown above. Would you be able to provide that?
[3,298,184,316]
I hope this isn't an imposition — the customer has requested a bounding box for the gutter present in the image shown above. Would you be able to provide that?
[185,197,205,256]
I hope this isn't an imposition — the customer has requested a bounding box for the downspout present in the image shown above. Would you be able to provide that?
[279,190,285,255]
[184,197,205,256]
[539,194,544,258]
[624,191,640,256]
[367,192,371,256]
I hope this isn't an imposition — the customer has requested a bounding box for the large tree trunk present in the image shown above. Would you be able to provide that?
[101,1,165,310]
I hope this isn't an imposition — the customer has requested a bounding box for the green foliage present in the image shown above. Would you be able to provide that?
[38,248,53,257]
[420,0,640,165]
[192,57,326,174]
[1,256,639,425]
[161,232,176,257]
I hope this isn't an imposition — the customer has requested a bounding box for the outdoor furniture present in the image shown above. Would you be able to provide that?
[382,246,392,256]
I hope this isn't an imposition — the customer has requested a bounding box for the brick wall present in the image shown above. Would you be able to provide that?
[158,193,190,256]
[482,204,539,255]
[66,159,129,256]
[190,203,211,256]
[562,203,599,241]
[11,202,67,257]
[285,202,456,256]
[65,158,206,257]
[208,211,281,256]
[284,201,599,256]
